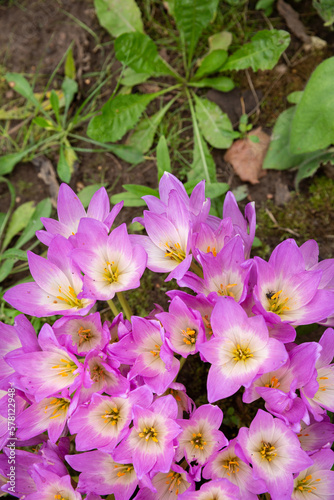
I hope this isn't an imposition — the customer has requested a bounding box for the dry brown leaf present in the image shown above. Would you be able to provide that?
[224,127,270,184]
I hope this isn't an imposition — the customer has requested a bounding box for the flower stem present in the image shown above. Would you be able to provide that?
[116,292,132,321]
[190,261,204,278]
[174,357,187,382]
[107,299,119,317]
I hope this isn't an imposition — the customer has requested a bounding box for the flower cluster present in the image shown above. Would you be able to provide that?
[1,174,334,499]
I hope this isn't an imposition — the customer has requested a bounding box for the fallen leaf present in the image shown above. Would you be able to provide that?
[33,156,59,208]
[224,128,270,184]
[277,0,311,44]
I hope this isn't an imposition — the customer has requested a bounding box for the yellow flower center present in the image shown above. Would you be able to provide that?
[164,242,186,263]
[113,463,134,477]
[44,398,70,420]
[52,358,77,378]
[265,376,281,389]
[54,285,84,308]
[166,471,183,495]
[232,344,253,362]
[103,261,119,283]
[222,457,240,475]
[266,290,290,315]
[150,344,161,357]
[190,432,207,450]
[296,474,321,492]
[101,406,120,426]
[206,246,217,257]
[218,283,237,297]
[54,494,69,500]
[138,426,159,443]
[260,442,277,462]
[181,327,197,345]
[77,326,92,346]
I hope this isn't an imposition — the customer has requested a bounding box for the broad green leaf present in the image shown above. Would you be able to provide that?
[65,48,76,80]
[208,31,232,52]
[295,151,334,188]
[287,91,303,104]
[1,249,28,262]
[62,77,78,113]
[94,0,144,37]
[123,184,159,197]
[15,198,52,248]
[120,68,150,87]
[115,32,174,77]
[127,99,174,153]
[263,107,312,170]
[110,191,147,207]
[189,122,216,184]
[255,0,275,16]
[0,151,27,176]
[64,143,78,171]
[105,144,144,164]
[5,73,39,107]
[252,236,262,248]
[290,57,334,154]
[206,182,229,199]
[78,184,107,208]
[2,201,35,250]
[174,0,219,62]
[232,184,248,201]
[194,50,228,80]
[0,259,15,283]
[87,93,157,143]
[57,145,71,183]
[194,95,235,149]
[313,0,334,27]
[191,76,235,92]
[157,135,171,181]
[33,117,55,130]
[50,90,60,122]
[224,30,290,71]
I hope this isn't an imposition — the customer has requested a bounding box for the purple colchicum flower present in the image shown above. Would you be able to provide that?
[297,420,334,453]
[181,478,240,499]
[134,463,194,499]
[199,297,287,402]
[36,183,123,245]
[203,437,266,499]
[292,448,334,499]
[71,219,147,300]
[4,236,95,317]
[237,409,313,499]
[24,469,81,500]
[253,239,334,325]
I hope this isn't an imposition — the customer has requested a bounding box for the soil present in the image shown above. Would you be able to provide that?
[0,0,334,479]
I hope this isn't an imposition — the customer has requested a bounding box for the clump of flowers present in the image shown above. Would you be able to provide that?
[1,175,334,499]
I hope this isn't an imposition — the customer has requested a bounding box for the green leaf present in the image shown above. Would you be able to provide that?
[313,0,334,27]
[94,0,144,37]
[57,145,71,183]
[194,95,235,149]
[78,184,107,208]
[194,50,228,80]
[87,93,157,143]
[191,76,235,92]
[2,201,35,250]
[105,144,144,164]
[0,259,15,283]
[0,151,27,176]
[62,77,78,113]
[205,182,229,199]
[157,135,171,181]
[33,117,55,130]
[189,121,216,184]
[15,198,52,248]
[120,68,150,87]
[5,73,39,107]
[115,32,174,77]
[65,48,76,80]
[287,91,303,104]
[224,30,290,71]
[110,191,147,207]
[295,151,334,188]
[1,248,28,262]
[290,57,334,154]
[50,90,60,124]
[123,184,159,197]
[174,0,219,62]
[232,184,248,201]
[263,107,314,171]
[0,106,31,120]
[208,31,233,52]
[127,99,174,153]
[255,0,275,16]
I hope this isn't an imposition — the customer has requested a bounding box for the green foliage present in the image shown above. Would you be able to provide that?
[194,95,235,149]
[255,0,276,16]
[224,30,290,71]
[190,76,235,92]
[94,0,143,37]
[156,136,172,181]
[313,0,334,27]
[110,184,159,207]
[193,50,228,80]
[290,57,334,154]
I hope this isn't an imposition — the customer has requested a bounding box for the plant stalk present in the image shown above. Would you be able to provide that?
[107,299,119,317]
[116,292,132,321]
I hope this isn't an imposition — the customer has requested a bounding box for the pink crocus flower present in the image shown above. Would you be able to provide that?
[24,468,81,500]
[134,463,194,499]
[199,297,288,402]
[36,183,123,246]
[181,478,240,500]
[4,236,95,317]
[71,219,147,301]
[292,448,334,499]
[237,409,313,500]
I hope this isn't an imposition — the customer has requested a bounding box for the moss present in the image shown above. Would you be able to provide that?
[255,176,334,259]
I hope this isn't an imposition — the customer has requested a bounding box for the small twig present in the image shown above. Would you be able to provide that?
[245,69,260,118]
[265,208,300,237]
